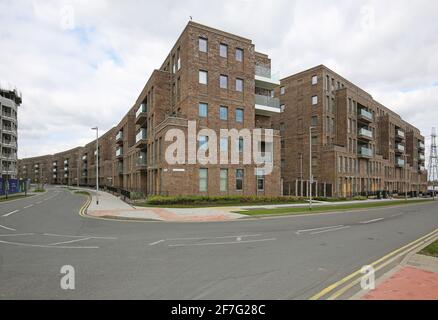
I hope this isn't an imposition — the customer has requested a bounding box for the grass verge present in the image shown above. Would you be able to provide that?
[74,191,90,196]
[235,199,432,216]
[419,239,438,258]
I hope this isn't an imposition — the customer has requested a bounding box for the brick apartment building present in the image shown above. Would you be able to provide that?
[276,65,427,197]
[17,23,427,198]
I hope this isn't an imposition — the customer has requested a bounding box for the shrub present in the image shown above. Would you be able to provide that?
[145,195,306,206]
[34,188,45,193]
[352,196,367,201]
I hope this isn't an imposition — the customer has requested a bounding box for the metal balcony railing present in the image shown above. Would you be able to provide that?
[255,94,280,109]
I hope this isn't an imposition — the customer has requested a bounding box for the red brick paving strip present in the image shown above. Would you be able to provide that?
[363,266,438,300]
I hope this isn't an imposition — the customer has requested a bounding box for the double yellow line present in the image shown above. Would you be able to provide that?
[78,193,92,217]
[310,227,438,300]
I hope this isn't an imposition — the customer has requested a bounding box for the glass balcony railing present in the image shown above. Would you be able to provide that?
[358,108,373,121]
[358,146,373,157]
[396,157,405,167]
[418,141,425,149]
[419,153,425,161]
[136,103,147,119]
[116,131,123,141]
[136,128,147,143]
[255,94,280,109]
[138,152,147,166]
[116,147,123,157]
[419,165,426,171]
[396,129,405,139]
[358,127,373,139]
[395,144,405,152]
[255,65,271,78]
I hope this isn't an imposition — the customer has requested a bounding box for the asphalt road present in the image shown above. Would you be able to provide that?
[0,186,437,299]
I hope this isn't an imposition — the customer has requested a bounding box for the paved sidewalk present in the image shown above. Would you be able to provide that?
[360,252,438,300]
[80,187,431,222]
[85,190,246,222]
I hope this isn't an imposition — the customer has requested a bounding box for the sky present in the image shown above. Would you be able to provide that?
[1,0,438,159]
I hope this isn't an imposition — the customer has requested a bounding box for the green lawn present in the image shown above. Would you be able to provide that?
[235,199,432,216]
[74,190,90,196]
[0,194,32,202]
[419,240,438,258]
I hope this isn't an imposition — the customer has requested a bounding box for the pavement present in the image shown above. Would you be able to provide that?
[1,185,438,299]
[357,245,438,300]
[83,187,431,222]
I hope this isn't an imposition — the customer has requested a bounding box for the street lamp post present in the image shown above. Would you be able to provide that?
[309,126,315,210]
[91,127,99,205]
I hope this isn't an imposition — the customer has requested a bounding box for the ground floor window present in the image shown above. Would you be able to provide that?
[236,169,244,191]
[220,169,228,192]
[199,168,208,192]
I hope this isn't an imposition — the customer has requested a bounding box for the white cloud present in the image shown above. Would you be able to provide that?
[1,0,437,157]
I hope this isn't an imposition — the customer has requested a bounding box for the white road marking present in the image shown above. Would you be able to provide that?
[165,234,262,241]
[48,237,92,246]
[2,210,20,217]
[296,225,344,234]
[149,240,165,246]
[42,233,117,239]
[23,204,34,209]
[360,218,384,224]
[168,238,276,247]
[310,226,351,235]
[0,233,34,237]
[0,224,16,231]
[0,239,98,249]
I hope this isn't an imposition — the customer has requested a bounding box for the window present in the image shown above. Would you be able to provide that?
[238,137,244,152]
[199,168,208,192]
[220,137,228,152]
[199,37,208,53]
[199,70,208,84]
[220,43,228,58]
[220,75,228,89]
[236,108,244,123]
[312,75,318,85]
[220,169,228,192]
[236,48,243,62]
[312,95,318,105]
[199,103,208,118]
[220,106,228,120]
[311,116,318,126]
[256,169,265,191]
[280,86,285,95]
[199,135,208,150]
[236,78,243,92]
[236,169,244,191]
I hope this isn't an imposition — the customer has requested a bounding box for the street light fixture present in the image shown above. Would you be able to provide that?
[91,127,99,205]
[309,126,316,210]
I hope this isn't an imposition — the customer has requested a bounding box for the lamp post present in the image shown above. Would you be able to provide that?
[91,127,99,205]
[309,126,316,210]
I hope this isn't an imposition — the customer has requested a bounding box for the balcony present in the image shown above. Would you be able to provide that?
[358,146,373,158]
[64,160,69,165]
[2,153,17,161]
[395,157,405,167]
[2,167,16,174]
[116,147,123,158]
[419,153,425,162]
[135,128,147,148]
[64,167,69,172]
[357,108,373,123]
[2,112,16,122]
[116,163,123,175]
[136,152,147,171]
[419,165,426,172]
[255,65,280,90]
[357,127,373,140]
[135,103,147,124]
[396,129,405,140]
[52,162,57,166]
[116,131,123,144]
[1,140,17,148]
[255,94,281,116]
[395,143,405,153]
[418,141,425,150]
[82,155,87,161]
[2,126,16,135]
[53,168,57,172]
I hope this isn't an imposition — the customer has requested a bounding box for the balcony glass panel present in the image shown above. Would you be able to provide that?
[255,94,280,109]
[358,146,373,157]
[358,128,373,138]
[136,103,147,118]
[136,128,147,143]
[358,108,373,121]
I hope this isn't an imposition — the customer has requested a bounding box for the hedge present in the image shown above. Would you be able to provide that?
[145,195,306,206]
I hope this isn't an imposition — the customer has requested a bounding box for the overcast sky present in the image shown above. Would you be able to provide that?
[1,0,438,159]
